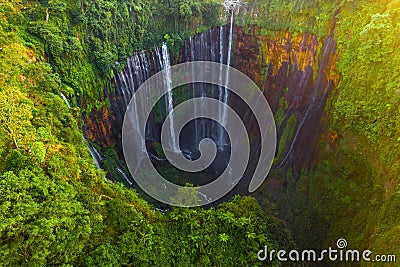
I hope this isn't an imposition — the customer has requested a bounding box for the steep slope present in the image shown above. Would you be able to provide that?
[240,0,400,263]
[0,1,296,266]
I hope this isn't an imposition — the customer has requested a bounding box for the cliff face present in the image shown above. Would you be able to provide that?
[83,83,134,157]
[81,3,400,258]
[233,27,339,171]
[232,27,342,249]
[85,26,339,167]
[83,22,343,249]
[83,104,115,148]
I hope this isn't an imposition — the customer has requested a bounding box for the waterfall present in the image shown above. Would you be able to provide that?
[110,25,235,160]
[272,35,337,169]
[190,37,199,147]
[60,92,71,108]
[111,41,193,156]
[87,145,103,169]
[218,26,226,147]
[222,9,234,144]
[185,26,232,152]
[218,9,235,148]
[113,51,157,153]
[91,0,337,199]
[159,43,178,152]
[117,166,133,186]
[199,34,207,144]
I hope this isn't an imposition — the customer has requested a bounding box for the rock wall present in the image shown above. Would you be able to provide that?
[84,25,340,175]
[232,26,339,171]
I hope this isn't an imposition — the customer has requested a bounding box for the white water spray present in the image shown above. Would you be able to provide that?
[87,145,103,169]
[161,43,178,152]
[60,92,71,108]
[218,3,236,148]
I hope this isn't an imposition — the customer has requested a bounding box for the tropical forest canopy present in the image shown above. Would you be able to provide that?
[0,0,399,266]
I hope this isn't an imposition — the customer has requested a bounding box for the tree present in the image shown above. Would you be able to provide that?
[0,87,35,150]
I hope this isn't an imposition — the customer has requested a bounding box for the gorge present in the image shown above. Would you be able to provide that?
[1,0,399,266]
[86,21,337,190]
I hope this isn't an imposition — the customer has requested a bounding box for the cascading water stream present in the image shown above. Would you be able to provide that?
[106,12,247,187]
[87,145,103,169]
[117,166,133,186]
[185,24,234,154]
[218,4,236,148]
[60,92,71,108]
[218,26,226,147]
[87,0,337,198]
[273,35,337,169]
[60,91,106,170]
[109,23,237,162]
[190,37,199,147]
[159,43,178,152]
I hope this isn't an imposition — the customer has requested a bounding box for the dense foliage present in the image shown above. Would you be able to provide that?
[1,0,400,265]
[317,0,400,257]
[0,0,295,266]
[244,1,400,264]
[238,0,343,37]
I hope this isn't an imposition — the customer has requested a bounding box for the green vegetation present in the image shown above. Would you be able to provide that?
[248,1,400,264]
[1,0,400,265]
[21,0,224,102]
[316,0,400,257]
[0,0,294,265]
[239,0,343,37]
